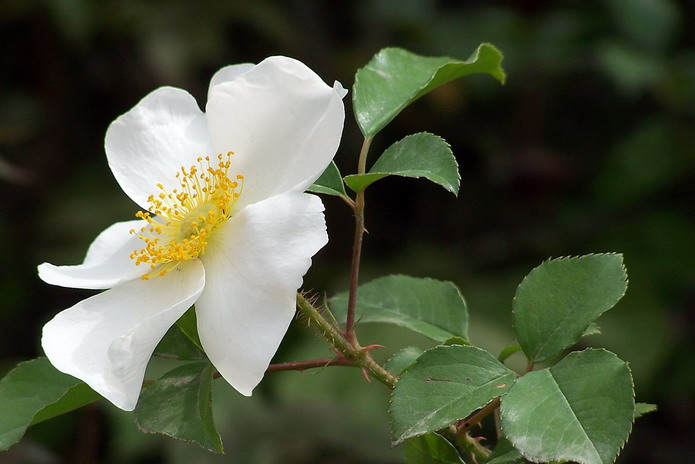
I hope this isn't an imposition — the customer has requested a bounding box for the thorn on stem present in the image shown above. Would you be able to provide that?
[361,344,385,352]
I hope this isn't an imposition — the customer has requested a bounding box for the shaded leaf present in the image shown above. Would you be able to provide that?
[330,275,468,342]
[0,358,101,451]
[343,133,459,194]
[498,345,522,363]
[386,347,425,376]
[134,362,222,453]
[307,161,347,196]
[391,345,516,444]
[353,44,505,137]
[405,433,467,464]
[500,349,634,464]
[178,306,204,352]
[513,254,628,363]
[443,336,471,346]
[155,323,207,361]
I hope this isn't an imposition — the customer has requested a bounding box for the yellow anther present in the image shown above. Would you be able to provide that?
[130,152,241,279]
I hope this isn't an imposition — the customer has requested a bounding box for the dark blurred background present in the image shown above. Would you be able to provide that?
[1,0,694,463]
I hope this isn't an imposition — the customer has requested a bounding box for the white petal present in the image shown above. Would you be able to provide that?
[105,87,212,210]
[42,260,205,411]
[38,219,146,289]
[207,63,255,102]
[206,56,345,208]
[196,192,328,395]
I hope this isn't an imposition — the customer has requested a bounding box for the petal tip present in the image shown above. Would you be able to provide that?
[333,81,348,99]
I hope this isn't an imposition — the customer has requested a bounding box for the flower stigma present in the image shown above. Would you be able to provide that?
[129,152,244,279]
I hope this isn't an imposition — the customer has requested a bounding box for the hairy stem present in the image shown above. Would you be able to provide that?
[345,136,372,345]
[296,293,396,388]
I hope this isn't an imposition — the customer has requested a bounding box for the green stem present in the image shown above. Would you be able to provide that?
[296,293,397,388]
[458,432,492,463]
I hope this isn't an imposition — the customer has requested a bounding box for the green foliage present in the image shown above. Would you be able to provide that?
[513,254,628,363]
[583,322,602,337]
[352,44,505,137]
[497,344,521,362]
[484,438,530,464]
[500,349,634,464]
[634,402,657,419]
[385,347,425,376]
[390,345,516,444]
[155,323,207,361]
[177,306,204,352]
[134,362,223,453]
[330,275,469,342]
[307,161,347,196]
[405,433,467,464]
[0,358,101,451]
[344,133,459,194]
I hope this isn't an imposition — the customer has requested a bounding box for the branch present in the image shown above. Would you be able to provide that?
[266,357,355,373]
[296,292,397,389]
[345,136,372,346]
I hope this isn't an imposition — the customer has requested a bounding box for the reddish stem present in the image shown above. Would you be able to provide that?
[266,357,355,373]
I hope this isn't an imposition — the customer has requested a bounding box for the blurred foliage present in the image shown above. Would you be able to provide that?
[1,0,693,463]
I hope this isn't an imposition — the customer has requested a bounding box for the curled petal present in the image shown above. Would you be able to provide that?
[42,260,205,410]
[38,220,146,289]
[196,192,328,395]
[207,56,345,208]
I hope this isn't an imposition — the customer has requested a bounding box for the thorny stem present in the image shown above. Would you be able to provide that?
[453,427,492,463]
[345,136,372,346]
[296,292,397,388]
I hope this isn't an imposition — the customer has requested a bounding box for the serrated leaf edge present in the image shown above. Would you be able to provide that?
[511,253,628,363]
[389,345,515,445]
[499,348,635,464]
[353,44,505,136]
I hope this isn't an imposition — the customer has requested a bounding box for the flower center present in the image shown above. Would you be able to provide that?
[129,152,244,279]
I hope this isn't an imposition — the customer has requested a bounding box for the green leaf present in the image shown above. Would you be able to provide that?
[307,161,347,196]
[498,345,522,363]
[634,402,657,419]
[513,254,628,363]
[177,306,204,352]
[134,362,222,453]
[386,347,425,376]
[353,44,505,137]
[30,382,101,425]
[485,437,530,464]
[343,133,459,194]
[155,323,207,361]
[330,275,469,342]
[442,336,471,346]
[583,322,602,337]
[391,345,516,444]
[405,433,467,464]
[500,349,634,464]
[0,358,101,451]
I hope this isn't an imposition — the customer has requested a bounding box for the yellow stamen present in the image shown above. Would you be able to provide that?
[130,152,242,279]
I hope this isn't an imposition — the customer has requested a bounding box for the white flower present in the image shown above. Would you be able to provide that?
[38,57,346,411]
